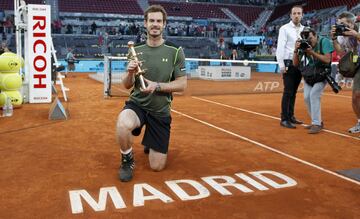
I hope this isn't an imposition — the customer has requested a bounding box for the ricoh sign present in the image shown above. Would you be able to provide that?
[27,4,51,103]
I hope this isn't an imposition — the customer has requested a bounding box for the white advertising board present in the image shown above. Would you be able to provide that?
[199,66,251,80]
[27,4,51,103]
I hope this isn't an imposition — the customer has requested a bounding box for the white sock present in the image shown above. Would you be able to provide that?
[357,119,360,124]
[120,147,132,155]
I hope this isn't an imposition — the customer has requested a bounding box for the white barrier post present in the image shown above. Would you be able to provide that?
[104,55,109,98]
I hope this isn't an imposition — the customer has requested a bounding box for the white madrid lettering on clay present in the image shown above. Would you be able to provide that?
[69,170,297,214]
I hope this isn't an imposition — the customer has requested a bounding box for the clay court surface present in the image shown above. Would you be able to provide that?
[1,73,359,218]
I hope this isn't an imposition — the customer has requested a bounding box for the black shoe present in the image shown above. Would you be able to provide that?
[119,152,135,182]
[144,145,149,154]
[290,117,303,124]
[280,120,296,129]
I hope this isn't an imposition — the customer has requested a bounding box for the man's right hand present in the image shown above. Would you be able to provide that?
[280,67,287,74]
[295,40,301,51]
[123,60,140,89]
[343,27,358,38]
[127,60,140,75]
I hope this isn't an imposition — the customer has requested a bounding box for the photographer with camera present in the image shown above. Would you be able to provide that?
[293,28,334,134]
[276,5,305,129]
[331,12,360,134]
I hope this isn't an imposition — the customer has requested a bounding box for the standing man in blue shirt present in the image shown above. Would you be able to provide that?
[293,28,334,133]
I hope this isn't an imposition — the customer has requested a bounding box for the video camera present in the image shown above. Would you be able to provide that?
[320,68,342,93]
[334,23,349,36]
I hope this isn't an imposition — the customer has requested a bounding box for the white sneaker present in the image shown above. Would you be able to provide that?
[348,123,360,133]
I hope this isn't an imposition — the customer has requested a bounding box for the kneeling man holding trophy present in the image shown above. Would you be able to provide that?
[115,5,187,182]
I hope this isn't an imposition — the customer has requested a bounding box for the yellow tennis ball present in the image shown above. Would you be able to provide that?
[0,52,24,73]
[0,92,7,107]
[1,52,25,67]
[3,90,23,106]
[0,73,22,90]
[4,52,25,67]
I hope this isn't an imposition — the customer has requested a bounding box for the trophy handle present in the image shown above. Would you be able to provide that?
[138,75,146,90]
[128,41,146,89]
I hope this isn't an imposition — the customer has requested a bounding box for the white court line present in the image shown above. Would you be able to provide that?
[324,93,352,99]
[192,96,360,141]
[111,88,357,140]
[108,86,360,185]
[171,109,360,186]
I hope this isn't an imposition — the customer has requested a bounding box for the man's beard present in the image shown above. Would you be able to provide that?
[148,28,162,38]
[293,18,301,24]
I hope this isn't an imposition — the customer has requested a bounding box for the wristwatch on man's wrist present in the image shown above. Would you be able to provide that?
[155,82,161,92]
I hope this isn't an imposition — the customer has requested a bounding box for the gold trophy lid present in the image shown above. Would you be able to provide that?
[128,41,135,47]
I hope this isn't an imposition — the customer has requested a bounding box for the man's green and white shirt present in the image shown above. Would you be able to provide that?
[129,41,186,116]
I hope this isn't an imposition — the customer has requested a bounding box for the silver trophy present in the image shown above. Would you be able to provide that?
[127,41,146,89]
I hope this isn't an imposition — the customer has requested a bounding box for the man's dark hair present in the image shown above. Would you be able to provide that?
[308,28,317,37]
[300,27,316,39]
[144,5,167,23]
[338,12,356,23]
[291,5,303,13]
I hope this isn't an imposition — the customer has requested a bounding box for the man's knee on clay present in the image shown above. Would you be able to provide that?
[149,149,167,171]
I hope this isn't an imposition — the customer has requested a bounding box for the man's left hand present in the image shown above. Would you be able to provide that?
[305,46,314,55]
[343,28,359,38]
[140,78,157,93]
